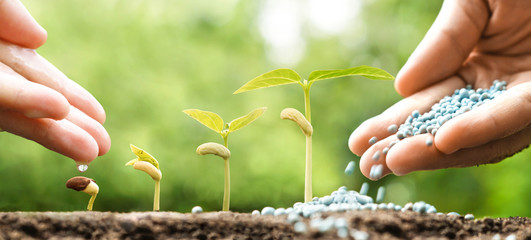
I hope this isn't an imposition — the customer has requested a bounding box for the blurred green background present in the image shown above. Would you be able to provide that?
[0,0,528,218]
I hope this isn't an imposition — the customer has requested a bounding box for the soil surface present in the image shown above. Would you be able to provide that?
[0,211,529,239]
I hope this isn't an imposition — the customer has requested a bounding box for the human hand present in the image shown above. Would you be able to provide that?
[0,0,110,163]
[348,0,531,180]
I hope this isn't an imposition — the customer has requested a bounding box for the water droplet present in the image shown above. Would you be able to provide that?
[77,164,88,172]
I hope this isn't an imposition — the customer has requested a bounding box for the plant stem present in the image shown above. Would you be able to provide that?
[223,158,230,211]
[87,194,97,211]
[304,135,312,202]
[221,135,230,211]
[303,81,312,202]
[154,180,160,211]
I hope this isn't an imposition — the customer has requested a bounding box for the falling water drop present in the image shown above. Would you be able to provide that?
[77,164,88,172]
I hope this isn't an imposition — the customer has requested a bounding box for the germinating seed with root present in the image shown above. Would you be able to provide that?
[66,176,99,211]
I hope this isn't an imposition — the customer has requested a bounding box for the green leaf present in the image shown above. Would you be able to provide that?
[130,144,160,169]
[234,69,302,94]
[228,107,267,133]
[183,109,224,133]
[308,65,395,83]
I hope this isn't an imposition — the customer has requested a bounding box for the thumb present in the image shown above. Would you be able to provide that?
[395,0,489,97]
[0,0,47,49]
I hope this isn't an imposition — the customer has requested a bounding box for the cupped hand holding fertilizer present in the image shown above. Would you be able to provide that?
[0,0,110,164]
[349,0,531,180]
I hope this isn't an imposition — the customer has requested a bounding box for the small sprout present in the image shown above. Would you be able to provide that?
[184,107,266,211]
[235,66,394,203]
[191,206,203,213]
[344,161,356,175]
[66,176,99,211]
[280,108,313,137]
[126,144,161,211]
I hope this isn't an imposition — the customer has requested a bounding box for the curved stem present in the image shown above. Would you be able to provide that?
[154,180,160,211]
[223,158,230,211]
[87,194,97,211]
[303,82,312,202]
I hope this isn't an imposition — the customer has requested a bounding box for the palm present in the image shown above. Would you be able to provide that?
[349,0,531,179]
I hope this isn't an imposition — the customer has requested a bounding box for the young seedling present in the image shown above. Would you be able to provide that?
[234,66,394,202]
[66,176,99,211]
[183,107,266,211]
[125,144,162,211]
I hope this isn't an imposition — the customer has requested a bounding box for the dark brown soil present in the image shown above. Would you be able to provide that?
[0,211,529,239]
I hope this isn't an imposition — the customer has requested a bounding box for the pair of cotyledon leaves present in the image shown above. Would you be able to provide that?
[184,66,394,134]
[126,144,160,169]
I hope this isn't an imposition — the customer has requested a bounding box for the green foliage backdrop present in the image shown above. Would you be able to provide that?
[0,0,528,218]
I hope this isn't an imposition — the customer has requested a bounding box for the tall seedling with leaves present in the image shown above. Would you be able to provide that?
[183,107,266,211]
[234,66,394,202]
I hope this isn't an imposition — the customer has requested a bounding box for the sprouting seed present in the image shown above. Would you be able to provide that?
[66,176,99,211]
[344,161,356,175]
[387,124,398,134]
[376,186,385,203]
[372,151,381,161]
[126,144,162,211]
[368,136,378,145]
[464,213,474,220]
